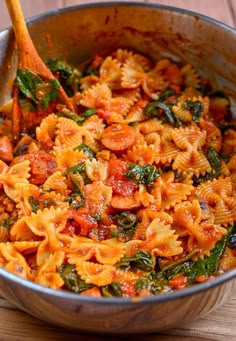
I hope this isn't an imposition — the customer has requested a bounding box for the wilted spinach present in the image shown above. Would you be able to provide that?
[124,163,160,184]
[46,58,82,96]
[57,108,97,126]
[111,211,137,241]
[183,99,204,123]
[15,68,60,109]
[101,282,123,297]
[119,250,155,272]
[193,146,221,185]
[57,264,92,293]
[75,144,95,159]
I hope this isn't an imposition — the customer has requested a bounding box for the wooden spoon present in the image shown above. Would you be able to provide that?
[5,0,76,139]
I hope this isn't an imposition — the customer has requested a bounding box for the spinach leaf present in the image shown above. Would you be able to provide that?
[1,217,16,229]
[46,58,82,96]
[67,161,91,185]
[120,250,155,272]
[206,146,221,178]
[15,68,43,103]
[57,108,96,126]
[193,146,221,186]
[144,101,180,127]
[167,225,233,282]
[75,144,95,159]
[111,211,137,242]
[115,211,137,229]
[124,163,160,184]
[158,88,176,102]
[15,68,60,109]
[184,99,204,123]
[46,58,73,79]
[67,162,86,175]
[101,282,123,297]
[36,79,60,109]
[136,271,169,294]
[28,196,39,213]
[57,264,92,293]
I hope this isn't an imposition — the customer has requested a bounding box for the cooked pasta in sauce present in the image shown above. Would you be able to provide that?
[0,49,235,297]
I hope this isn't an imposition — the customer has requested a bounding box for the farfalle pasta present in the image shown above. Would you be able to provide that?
[0,49,235,298]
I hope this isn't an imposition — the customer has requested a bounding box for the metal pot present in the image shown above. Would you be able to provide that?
[0,2,235,334]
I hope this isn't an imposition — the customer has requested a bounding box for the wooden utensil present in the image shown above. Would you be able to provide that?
[5,0,75,139]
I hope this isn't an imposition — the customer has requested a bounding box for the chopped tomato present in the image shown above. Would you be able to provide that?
[120,280,137,297]
[105,159,137,196]
[169,274,189,290]
[195,275,215,283]
[97,108,111,119]
[0,136,13,162]
[101,123,136,152]
[25,150,57,185]
[63,221,78,237]
[69,208,98,236]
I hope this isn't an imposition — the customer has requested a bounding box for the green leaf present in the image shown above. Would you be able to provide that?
[101,282,123,297]
[167,226,234,282]
[15,68,43,103]
[193,147,222,186]
[135,272,169,294]
[57,108,96,126]
[15,68,60,110]
[124,163,160,184]
[67,163,86,175]
[28,196,39,213]
[36,79,60,109]
[46,58,73,78]
[115,211,137,229]
[120,250,155,272]
[57,264,92,293]
[206,147,221,178]
[184,99,204,123]
[46,58,82,96]
[111,211,137,242]
[1,217,16,229]
[75,144,95,159]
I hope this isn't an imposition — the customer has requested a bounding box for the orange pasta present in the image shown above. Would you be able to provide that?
[0,49,235,297]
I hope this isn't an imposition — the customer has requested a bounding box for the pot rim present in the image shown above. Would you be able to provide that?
[0,1,235,305]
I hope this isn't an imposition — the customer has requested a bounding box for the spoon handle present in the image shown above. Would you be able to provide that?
[5,0,53,78]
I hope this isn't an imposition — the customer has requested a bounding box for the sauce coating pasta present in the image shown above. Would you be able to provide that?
[0,49,235,297]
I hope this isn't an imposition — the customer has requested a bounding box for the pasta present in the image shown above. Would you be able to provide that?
[0,48,235,298]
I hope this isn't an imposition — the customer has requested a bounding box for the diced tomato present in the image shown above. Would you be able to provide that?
[97,108,111,119]
[89,223,110,241]
[69,208,98,236]
[25,150,57,185]
[121,280,137,297]
[0,136,13,162]
[101,123,136,152]
[195,275,215,283]
[105,159,137,196]
[62,221,78,237]
[169,274,189,290]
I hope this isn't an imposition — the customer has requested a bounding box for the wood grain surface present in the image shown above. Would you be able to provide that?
[0,1,236,340]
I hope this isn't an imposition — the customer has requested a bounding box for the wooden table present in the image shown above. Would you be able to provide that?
[0,1,236,340]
